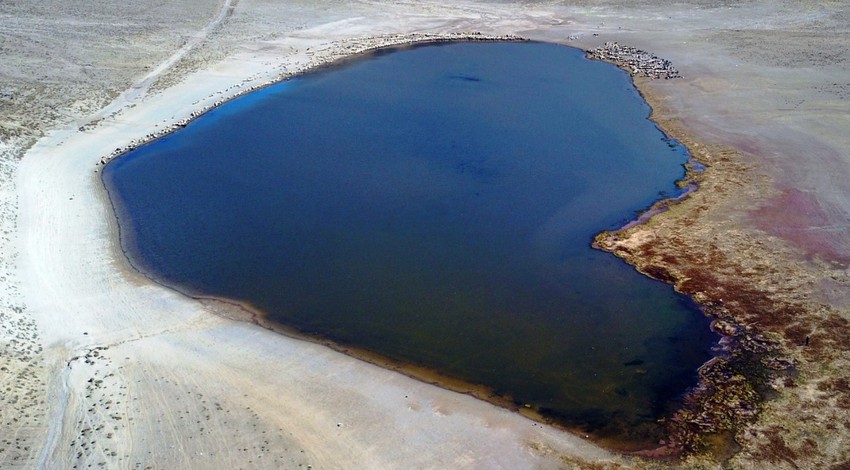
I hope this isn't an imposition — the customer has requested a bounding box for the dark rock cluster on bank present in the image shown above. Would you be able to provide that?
[587,41,681,79]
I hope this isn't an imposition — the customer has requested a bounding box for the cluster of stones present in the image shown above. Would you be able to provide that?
[95,32,525,167]
[587,41,681,79]
[67,345,127,466]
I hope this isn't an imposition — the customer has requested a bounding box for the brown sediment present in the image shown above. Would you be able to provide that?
[195,294,520,409]
[194,293,662,455]
[593,74,850,465]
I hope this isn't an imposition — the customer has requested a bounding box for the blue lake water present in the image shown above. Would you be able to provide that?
[103,41,716,447]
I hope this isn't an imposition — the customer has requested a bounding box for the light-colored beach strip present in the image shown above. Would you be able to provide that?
[16,27,618,469]
[7,1,850,467]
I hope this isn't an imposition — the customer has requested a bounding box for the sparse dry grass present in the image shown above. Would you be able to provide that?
[3,0,850,467]
[595,92,850,466]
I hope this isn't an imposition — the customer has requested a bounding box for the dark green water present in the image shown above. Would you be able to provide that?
[103,41,716,447]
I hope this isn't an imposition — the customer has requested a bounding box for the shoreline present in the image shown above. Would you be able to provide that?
[95,32,526,169]
[9,3,850,467]
[16,26,619,468]
[98,35,715,457]
[591,106,769,457]
[593,78,837,461]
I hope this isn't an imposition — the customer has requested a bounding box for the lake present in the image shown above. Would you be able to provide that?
[103,41,716,448]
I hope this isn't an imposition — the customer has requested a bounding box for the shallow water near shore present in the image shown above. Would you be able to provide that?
[103,41,717,447]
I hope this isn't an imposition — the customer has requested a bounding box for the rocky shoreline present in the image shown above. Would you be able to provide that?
[587,42,681,79]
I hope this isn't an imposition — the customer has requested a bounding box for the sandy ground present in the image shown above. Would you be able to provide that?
[2,0,849,468]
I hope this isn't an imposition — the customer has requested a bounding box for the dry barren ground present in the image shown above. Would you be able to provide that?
[1,0,849,468]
